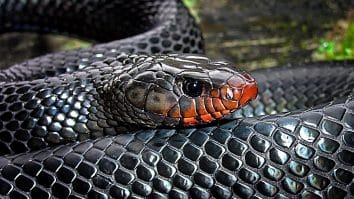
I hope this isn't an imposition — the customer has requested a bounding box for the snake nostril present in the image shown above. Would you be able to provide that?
[226,88,233,100]
[221,86,234,100]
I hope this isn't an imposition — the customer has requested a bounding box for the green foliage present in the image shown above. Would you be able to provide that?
[183,0,198,8]
[317,39,335,57]
[59,39,91,50]
[182,0,200,22]
[316,22,354,60]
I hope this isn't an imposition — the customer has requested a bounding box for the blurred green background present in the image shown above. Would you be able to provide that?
[0,0,354,70]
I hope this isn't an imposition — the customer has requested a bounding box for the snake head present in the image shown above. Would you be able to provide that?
[102,54,257,128]
[170,55,258,126]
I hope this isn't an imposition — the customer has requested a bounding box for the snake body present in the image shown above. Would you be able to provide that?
[0,0,353,198]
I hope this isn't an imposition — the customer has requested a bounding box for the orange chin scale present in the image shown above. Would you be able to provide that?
[180,97,197,118]
[200,114,214,123]
[212,98,226,111]
[183,117,199,126]
[168,104,182,118]
[195,97,208,115]
[205,97,216,113]
[222,109,230,115]
[221,99,238,110]
[212,111,223,119]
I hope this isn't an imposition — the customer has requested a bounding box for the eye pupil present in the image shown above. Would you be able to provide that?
[183,79,204,97]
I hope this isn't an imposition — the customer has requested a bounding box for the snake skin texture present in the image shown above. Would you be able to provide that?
[0,0,204,82]
[0,0,353,199]
[0,53,257,155]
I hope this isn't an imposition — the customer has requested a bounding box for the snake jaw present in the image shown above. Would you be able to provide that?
[239,79,258,106]
[180,71,258,127]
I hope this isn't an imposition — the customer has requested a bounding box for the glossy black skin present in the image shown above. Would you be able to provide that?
[0,0,353,199]
[0,52,252,154]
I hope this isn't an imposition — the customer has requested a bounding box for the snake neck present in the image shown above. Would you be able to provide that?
[95,55,169,128]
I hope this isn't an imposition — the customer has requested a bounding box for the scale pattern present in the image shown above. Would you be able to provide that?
[0,0,352,198]
[0,63,353,198]
[0,53,257,156]
[0,0,204,81]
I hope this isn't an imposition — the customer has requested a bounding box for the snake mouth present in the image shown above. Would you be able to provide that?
[182,71,258,126]
[230,72,258,106]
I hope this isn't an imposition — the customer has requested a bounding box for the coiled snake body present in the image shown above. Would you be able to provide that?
[0,0,353,198]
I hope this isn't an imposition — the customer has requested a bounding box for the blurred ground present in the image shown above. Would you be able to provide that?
[0,34,90,68]
[195,0,354,69]
[0,0,354,70]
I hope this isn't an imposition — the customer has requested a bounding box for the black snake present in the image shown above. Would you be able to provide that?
[0,0,353,198]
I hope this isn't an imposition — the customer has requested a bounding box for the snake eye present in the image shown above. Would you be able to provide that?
[182,78,205,97]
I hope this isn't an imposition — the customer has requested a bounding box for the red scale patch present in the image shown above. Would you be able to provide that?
[205,97,216,113]
[212,98,226,112]
[195,97,208,115]
[200,114,214,123]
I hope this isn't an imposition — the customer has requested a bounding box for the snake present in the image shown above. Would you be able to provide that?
[0,0,353,198]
